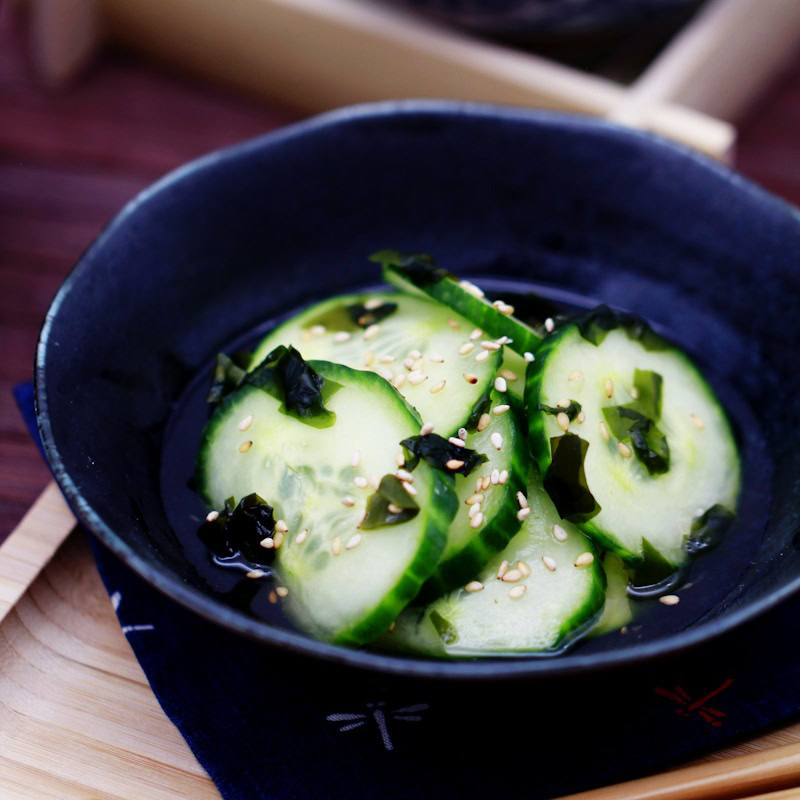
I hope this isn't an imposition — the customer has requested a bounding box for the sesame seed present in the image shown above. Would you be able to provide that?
[577,411,586,424]
[448,318,461,329]
[502,569,522,583]
[411,357,425,371]
[553,524,568,542]
[574,552,595,567]
[458,427,468,441]
[296,530,308,544]
[345,534,363,550]
[420,422,435,436]
[465,581,484,593]
[388,621,396,632]
[470,328,483,341]
[509,585,526,599]
[466,493,484,505]
[275,519,288,533]
[600,421,610,441]
[430,380,446,394]
[409,349,422,359]
[446,459,465,470]
[481,340,501,351]
[491,432,504,450]
[481,476,492,491]
[474,477,483,493]
[364,298,384,310]
[463,372,479,384]
[492,300,504,310]
[621,626,628,634]
[364,324,380,340]
[490,469,500,485]
[459,342,475,355]
[499,469,509,485]
[448,436,465,448]
[494,377,507,393]
[354,476,368,489]
[350,450,361,468]
[342,496,356,507]
[403,356,415,370]
[362,350,374,367]
[568,370,583,382]
[542,556,557,572]
[499,303,514,316]
[468,502,482,519]
[631,387,640,400]
[501,370,518,382]
[310,324,326,336]
[660,594,680,606]
[544,318,555,333]
[260,537,274,549]
[368,474,380,490]
[407,370,427,385]
[274,587,289,600]
[268,590,278,604]
[332,537,342,556]
[387,503,403,514]
[604,378,614,398]
[205,510,219,523]
[497,560,510,579]
[517,507,531,521]
[493,404,510,415]
[380,355,395,364]
[477,413,491,432]
[476,350,490,362]
[238,414,254,431]
[396,451,405,467]
[246,569,265,579]
[334,331,351,342]
[517,491,528,509]
[524,352,535,362]
[618,442,633,458]
[392,374,406,389]
[691,413,705,430]
[556,412,570,431]
[459,280,485,299]
[518,561,531,577]
[470,512,484,529]
[557,398,571,408]
[402,481,417,497]
[429,352,445,363]
[396,468,414,482]
[379,368,393,381]
[239,440,253,453]
[273,531,285,549]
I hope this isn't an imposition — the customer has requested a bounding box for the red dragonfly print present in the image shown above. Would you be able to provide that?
[654,679,734,726]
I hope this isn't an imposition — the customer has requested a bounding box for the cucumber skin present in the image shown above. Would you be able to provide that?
[381,264,542,356]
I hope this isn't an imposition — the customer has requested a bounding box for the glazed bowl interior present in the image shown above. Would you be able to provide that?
[36,101,800,679]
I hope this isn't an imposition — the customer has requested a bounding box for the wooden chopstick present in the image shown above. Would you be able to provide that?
[556,740,800,800]
[0,480,76,623]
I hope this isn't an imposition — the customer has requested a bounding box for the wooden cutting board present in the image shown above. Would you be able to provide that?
[2,485,800,800]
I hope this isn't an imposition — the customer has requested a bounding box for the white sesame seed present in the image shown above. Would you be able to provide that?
[275,586,289,597]
[630,387,640,400]
[600,421,610,441]
[260,537,274,549]
[411,357,425,371]
[556,412,570,432]
[557,398,571,408]
[691,413,705,430]
[477,413,491,432]
[379,368,393,381]
[368,474,380,490]
[490,469,500,485]
[332,537,342,556]
[493,404,510,415]
[409,349,422,359]
[524,351,535,363]
[470,328,483,341]
[392,374,406,389]
[238,414,254,431]
[296,529,308,544]
[509,585,526,599]
[403,356,415,370]
[463,372,479,384]
[468,502,482,519]
[420,422,435,436]
[364,324,380,340]
[446,459,465,470]
[387,503,403,514]
[364,298,384,310]
[273,531,285,549]
[459,342,475,355]
[499,303,514,316]
[618,442,633,458]
[465,581,484,593]
[448,318,461,329]
[402,481,417,497]
[574,552,595,567]
[501,369,518,382]
[494,377,507,393]
[345,534,363,550]
[396,451,405,467]
[239,440,253,453]
[544,318,555,333]
[481,340,501,351]
[577,411,586,424]
[363,350,375,367]
[475,477,483,493]
[447,436,465,448]
[502,569,522,583]
[310,324,326,336]
[466,493,484,505]
[481,476,492,491]
[206,510,219,523]
[334,331,351,342]
[476,350,490,362]
[604,378,614,398]
[429,352,445,363]
[458,427,468,441]
[518,560,531,577]
[275,519,288,533]
[396,468,414,482]
[246,569,265,579]
[268,590,277,604]
[497,560,510,579]
[517,507,531,521]
[350,450,361,468]
[470,512,484,529]
[499,469,509,485]
[492,299,504,310]
[354,476,368,489]
[342,496,356,507]
[553,524,568,542]
[430,380,446,394]
[516,491,528,509]
[542,556,557,572]
[407,370,427,385]
[491,432,504,450]
[660,594,680,606]
[380,354,395,364]
[568,370,583,382]
[459,280,485,299]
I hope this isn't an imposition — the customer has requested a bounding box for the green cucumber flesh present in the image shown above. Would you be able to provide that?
[196,361,457,645]
[591,554,634,637]
[249,292,500,437]
[527,324,741,566]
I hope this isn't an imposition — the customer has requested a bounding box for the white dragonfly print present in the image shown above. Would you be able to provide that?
[110,591,155,635]
[326,701,429,751]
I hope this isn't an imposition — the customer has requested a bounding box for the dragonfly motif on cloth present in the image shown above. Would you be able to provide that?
[326,701,429,751]
[110,591,156,635]
[654,679,734,726]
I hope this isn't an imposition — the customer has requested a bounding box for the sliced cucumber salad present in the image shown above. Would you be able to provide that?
[194,251,741,656]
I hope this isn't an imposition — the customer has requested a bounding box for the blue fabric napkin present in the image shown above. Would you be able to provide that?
[14,382,800,799]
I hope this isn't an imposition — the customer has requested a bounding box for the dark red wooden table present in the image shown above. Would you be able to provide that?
[1,12,797,538]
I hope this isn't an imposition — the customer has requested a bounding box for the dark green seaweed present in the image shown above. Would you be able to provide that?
[543,434,601,523]
[359,475,419,530]
[400,434,488,477]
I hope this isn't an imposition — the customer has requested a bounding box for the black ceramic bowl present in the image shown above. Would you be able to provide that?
[36,101,800,680]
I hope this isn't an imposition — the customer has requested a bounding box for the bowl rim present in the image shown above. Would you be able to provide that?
[35,99,800,680]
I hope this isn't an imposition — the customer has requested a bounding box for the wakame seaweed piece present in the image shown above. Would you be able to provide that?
[198,493,276,564]
[246,345,337,427]
[602,403,670,476]
[359,475,420,530]
[400,433,488,477]
[630,537,679,588]
[206,353,249,407]
[538,400,582,421]
[685,504,736,556]
[346,300,399,328]
[574,305,669,351]
[632,368,663,420]
[543,434,601,523]
[369,249,453,286]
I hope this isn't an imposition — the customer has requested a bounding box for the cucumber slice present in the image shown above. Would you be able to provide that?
[381,473,605,656]
[526,319,741,567]
[250,292,501,437]
[196,361,457,645]
[371,250,542,356]
[591,554,634,637]
[423,390,528,595]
